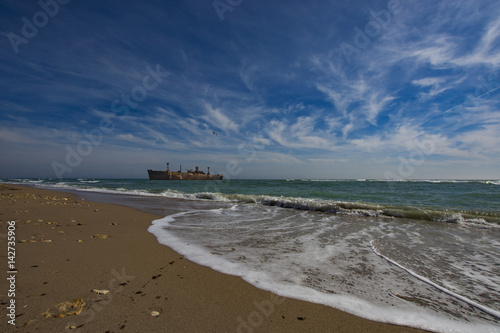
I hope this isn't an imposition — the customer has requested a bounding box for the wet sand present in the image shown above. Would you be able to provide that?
[0,184,429,332]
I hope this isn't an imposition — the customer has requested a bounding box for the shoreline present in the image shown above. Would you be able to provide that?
[1,184,429,332]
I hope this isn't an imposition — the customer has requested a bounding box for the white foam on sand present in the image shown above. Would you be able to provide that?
[370,240,500,320]
[148,207,500,333]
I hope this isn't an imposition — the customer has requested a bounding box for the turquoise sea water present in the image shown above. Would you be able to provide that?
[3,178,500,332]
[7,178,499,221]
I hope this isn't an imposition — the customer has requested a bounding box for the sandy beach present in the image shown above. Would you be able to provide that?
[1,184,429,332]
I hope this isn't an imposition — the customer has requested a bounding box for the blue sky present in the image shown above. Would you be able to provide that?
[1,0,499,179]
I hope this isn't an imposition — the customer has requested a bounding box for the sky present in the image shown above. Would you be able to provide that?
[1,0,499,179]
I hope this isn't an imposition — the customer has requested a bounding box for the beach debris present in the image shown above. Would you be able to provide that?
[41,239,52,243]
[19,239,27,243]
[77,239,83,243]
[66,325,77,330]
[151,311,160,317]
[92,289,110,295]
[23,319,36,327]
[41,298,85,318]
[109,222,119,225]
[91,234,108,239]
[94,209,99,212]
[297,317,306,321]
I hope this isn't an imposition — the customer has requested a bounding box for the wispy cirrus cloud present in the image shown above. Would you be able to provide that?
[1,0,499,179]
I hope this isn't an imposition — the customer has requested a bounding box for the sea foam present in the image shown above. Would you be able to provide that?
[148,204,500,333]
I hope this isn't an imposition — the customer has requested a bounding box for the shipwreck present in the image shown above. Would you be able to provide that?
[148,163,223,180]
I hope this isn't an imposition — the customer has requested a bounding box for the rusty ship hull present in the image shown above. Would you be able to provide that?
[148,164,223,180]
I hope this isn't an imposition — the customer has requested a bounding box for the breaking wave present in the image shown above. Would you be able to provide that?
[3,178,499,228]
[128,189,499,228]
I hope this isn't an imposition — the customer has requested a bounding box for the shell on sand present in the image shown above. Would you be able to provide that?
[41,298,85,318]
[151,311,160,317]
[92,234,108,239]
[92,289,110,295]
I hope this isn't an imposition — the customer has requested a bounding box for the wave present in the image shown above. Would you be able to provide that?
[78,179,100,183]
[284,178,500,185]
[146,190,500,228]
[3,178,499,228]
[255,196,500,227]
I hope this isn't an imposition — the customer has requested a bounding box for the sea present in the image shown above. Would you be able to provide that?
[3,178,500,332]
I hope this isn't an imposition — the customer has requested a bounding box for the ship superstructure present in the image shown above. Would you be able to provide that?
[148,163,223,180]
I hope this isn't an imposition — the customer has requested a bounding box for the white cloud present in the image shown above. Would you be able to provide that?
[350,136,384,152]
[314,63,396,131]
[307,158,349,163]
[407,35,459,68]
[0,128,37,144]
[458,124,500,154]
[412,77,453,99]
[252,137,272,146]
[267,116,335,150]
[341,122,353,140]
[0,125,79,146]
[115,133,154,146]
[366,94,394,125]
[202,104,239,133]
[453,17,500,67]
[253,151,302,164]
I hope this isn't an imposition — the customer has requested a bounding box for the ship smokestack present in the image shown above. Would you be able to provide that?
[208,167,210,175]
[167,162,170,171]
